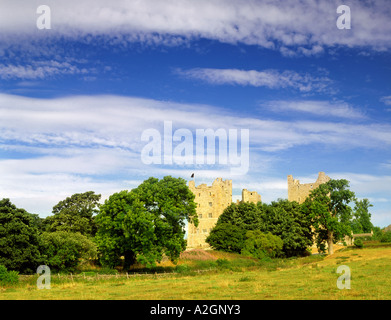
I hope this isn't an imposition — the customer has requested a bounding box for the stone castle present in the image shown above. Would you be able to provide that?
[187,178,261,248]
[187,172,329,249]
[287,172,330,204]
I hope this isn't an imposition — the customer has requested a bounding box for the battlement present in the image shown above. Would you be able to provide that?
[287,172,330,204]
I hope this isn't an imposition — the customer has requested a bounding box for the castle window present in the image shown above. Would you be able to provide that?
[208,213,212,218]
[209,202,212,207]
[199,214,202,219]
[203,229,207,233]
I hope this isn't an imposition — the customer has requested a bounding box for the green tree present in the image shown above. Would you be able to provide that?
[0,199,41,273]
[95,176,198,269]
[217,202,263,231]
[211,199,312,257]
[40,231,97,272]
[44,191,101,237]
[380,231,391,243]
[260,199,313,257]
[303,179,356,255]
[206,223,245,253]
[372,226,383,240]
[241,230,283,259]
[351,198,373,233]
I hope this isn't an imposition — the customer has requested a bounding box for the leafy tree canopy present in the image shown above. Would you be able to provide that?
[241,230,284,259]
[260,199,313,257]
[95,176,197,269]
[351,198,373,234]
[40,231,97,272]
[210,199,313,257]
[0,198,41,273]
[217,201,263,231]
[44,191,101,237]
[303,179,356,254]
[206,223,245,253]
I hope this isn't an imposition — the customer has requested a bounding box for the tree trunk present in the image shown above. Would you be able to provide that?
[124,251,137,271]
[327,230,334,255]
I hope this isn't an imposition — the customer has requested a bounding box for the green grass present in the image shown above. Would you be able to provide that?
[1,243,391,300]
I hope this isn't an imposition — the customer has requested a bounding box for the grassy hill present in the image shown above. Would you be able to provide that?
[1,242,391,300]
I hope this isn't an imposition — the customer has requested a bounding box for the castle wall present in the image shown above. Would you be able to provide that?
[287,172,330,204]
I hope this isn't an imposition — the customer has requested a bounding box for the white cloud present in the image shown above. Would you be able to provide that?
[1,0,390,54]
[0,93,390,155]
[176,68,333,93]
[263,100,366,119]
[380,96,391,106]
[337,173,391,195]
[0,60,93,80]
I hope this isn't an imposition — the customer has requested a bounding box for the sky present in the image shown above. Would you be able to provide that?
[0,0,390,227]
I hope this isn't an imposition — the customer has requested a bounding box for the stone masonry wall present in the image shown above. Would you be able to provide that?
[187,178,261,249]
[241,189,261,203]
[287,172,330,204]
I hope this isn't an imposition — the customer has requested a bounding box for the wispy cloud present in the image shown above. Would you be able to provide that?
[0,60,93,80]
[176,68,333,93]
[0,93,389,153]
[380,96,391,106]
[1,0,391,55]
[262,100,366,119]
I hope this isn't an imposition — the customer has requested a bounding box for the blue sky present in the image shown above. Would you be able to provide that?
[0,0,390,227]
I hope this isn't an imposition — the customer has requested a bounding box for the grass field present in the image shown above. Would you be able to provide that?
[1,243,391,300]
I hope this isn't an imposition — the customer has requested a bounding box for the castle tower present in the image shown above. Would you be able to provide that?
[241,189,261,204]
[287,172,330,204]
[187,178,232,248]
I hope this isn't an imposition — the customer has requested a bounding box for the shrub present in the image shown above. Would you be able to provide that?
[371,226,383,241]
[354,238,364,248]
[175,264,190,273]
[0,265,19,286]
[206,223,245,253]
[40,231,98,272]
[241,230,283,259]
[380,231,391,243]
